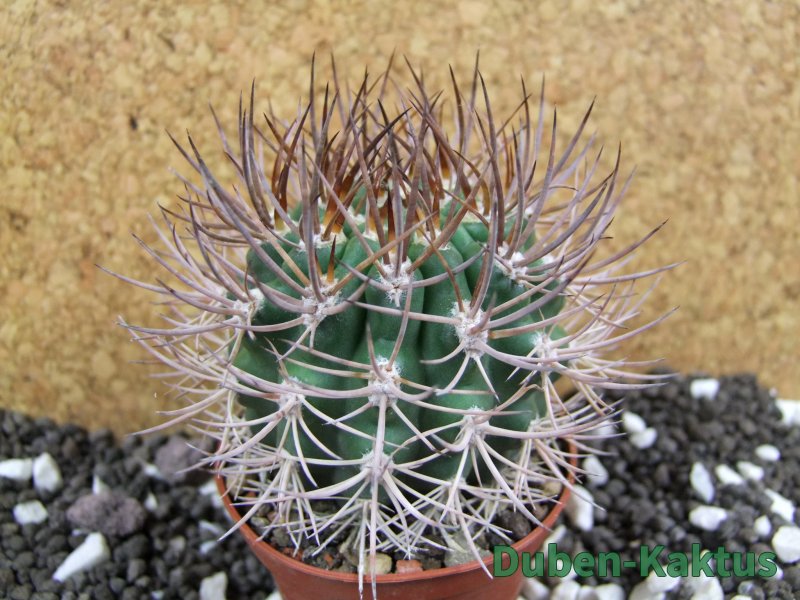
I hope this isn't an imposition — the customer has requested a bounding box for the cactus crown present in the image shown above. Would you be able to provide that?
[117,57,672,585]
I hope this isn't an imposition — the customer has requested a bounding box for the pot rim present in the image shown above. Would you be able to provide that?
[213,440,576,584]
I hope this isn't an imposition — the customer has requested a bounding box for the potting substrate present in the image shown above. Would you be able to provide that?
[1,371,798,600]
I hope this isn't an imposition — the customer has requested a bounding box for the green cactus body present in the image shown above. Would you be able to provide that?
[233,210,567,496]
[122,61,669,580]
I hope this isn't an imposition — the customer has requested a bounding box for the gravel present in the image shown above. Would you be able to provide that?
[552,372,800,599]
[0,414,273,599]
[0,372,797,599]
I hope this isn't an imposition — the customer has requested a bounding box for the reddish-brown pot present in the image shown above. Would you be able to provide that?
[215,453,575,600]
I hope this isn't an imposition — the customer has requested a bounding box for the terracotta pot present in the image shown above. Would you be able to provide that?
[215,446,576,600]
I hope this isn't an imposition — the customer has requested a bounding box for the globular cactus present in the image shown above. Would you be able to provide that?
[117,57,672,583]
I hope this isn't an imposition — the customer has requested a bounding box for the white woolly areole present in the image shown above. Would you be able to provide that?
[531,330,556,359]
[452,304,488,358]
[368,357,401,406]
[232,287,265,323]
[302,288,340,328]
[276,389,304,417]
[497,246,528,283]
[379,259,413,306]
[360,449,394,482]
[265,377,306,420]
[460,413,491,444]
[247,286,265,303]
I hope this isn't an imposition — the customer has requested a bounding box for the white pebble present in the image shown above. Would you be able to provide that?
[591,583,626,600]
[53,533,110,582]
[765,489,796,522]
[776,399,800,425]
[144,492,158,512]
[580,583,605,600]
[772,526,800,563]
[576,587,596,600]
[645,569,681,592]
[755,444,780,462]
[199,572,228,600]
[168,536,186,554]
[582,455,609,487]
[265,592,283,600]
[13,500,48,525]
[622,411,647,434]
[521,577,549,600]
[689,575,723,600]
[199,540,218,556]
[682,552,717,595]
[714,464,744,486]
[690,463,715,503]
[565,486,594,531]
[689,506,728,531]
[754,515,772,537]
[551,580,581,600]
[0,458,33,481]
[92,476,110,495]
[629,581,663,600]
[730,596,751,600]
[690,378,720,400]
[736,461,764,482]
[199,479,224,509]
[143,463,164,479]
[543,524,567,547]
[629,427,657,449]
[33,453,63,493]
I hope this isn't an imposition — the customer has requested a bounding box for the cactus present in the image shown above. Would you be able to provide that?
[116,57,672,586]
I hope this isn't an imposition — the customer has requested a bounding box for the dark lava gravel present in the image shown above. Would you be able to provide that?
[0,414,274,600]
[0,372,798,599]
[555,372,800,599]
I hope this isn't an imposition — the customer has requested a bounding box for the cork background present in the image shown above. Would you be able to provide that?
[1,1,797,436]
